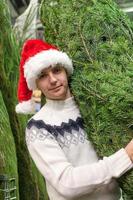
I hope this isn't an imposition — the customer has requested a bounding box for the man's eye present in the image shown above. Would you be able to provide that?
[38,73,47,79]
[53,67,62,74]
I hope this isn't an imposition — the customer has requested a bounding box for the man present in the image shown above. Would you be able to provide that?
[16,39,133,200]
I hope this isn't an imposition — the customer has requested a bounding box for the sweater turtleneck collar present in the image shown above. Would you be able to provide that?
[45,96,77,111]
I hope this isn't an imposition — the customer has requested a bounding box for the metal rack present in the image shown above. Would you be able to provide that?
[0,175,17,200]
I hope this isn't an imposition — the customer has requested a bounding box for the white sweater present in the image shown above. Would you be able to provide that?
[25,97,133,200]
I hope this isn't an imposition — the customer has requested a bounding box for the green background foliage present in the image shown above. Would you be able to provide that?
[0,91,19,199]
[40,0,133,199]
[0,0,48,199]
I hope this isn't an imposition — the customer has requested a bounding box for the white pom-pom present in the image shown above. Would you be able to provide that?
[15,99,36,114]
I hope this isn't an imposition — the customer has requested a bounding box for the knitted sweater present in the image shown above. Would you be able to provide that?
[25,97,133,200]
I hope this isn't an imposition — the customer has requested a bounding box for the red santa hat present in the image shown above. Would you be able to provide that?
[16,39,73,114]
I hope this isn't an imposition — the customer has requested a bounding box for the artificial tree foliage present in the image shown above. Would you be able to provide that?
[40,0,133,199]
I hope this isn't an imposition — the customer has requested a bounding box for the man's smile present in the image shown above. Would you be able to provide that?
[49,85,62,91]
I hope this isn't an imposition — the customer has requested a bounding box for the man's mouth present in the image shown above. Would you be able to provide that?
[49,85,62,91]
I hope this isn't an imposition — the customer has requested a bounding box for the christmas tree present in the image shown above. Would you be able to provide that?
[40,0,133,198]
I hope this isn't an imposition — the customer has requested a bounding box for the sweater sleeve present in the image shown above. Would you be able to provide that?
[26,127,133,199]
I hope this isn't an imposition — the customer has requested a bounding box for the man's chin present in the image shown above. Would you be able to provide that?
[48,93,67,100]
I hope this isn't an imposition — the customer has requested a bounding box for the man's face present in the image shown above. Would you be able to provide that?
[36,65,71,100]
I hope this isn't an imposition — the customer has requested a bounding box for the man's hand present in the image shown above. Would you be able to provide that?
[125,139,133,162]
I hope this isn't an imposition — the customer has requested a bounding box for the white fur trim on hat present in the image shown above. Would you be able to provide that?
[24,49,73,90]
[15,99,36,114]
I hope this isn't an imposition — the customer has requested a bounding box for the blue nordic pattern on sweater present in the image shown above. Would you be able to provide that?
[26,117,87,148]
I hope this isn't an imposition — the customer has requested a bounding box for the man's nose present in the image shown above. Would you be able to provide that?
[49,72,57,84]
